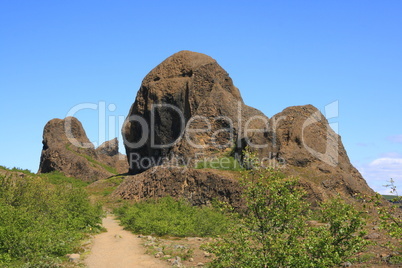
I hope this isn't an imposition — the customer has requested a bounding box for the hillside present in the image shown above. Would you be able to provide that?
[0,166,103,267]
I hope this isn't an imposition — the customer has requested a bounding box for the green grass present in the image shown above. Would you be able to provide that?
[382,194,399,201]
[86,175,125,206]
[65,144,118,174]
[106,175,125,185]
[0,165,34,175]
[354,252,376,263]
[42,170,90,188]
[115,196,230,237]
[0,169,103,267]
[81,153,118,174]
[87,176,124,196]
[389,254,402,265]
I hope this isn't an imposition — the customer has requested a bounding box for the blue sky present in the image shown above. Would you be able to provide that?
[1,1,401,194]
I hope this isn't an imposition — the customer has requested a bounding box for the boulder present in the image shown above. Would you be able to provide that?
[122,50,265,174]
[96,138,119,156]
[38,117,127,181]
[237,104,376,200]
[96,138,128,174]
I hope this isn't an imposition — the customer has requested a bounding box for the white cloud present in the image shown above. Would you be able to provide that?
[370,158,402,166]
[355,156,402,195]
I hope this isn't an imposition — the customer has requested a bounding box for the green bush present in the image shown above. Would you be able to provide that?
[0,173,103,267]
[115,196,229,237]
[204,169,368,268]
[375,179,402,264]
[379,179,402,239]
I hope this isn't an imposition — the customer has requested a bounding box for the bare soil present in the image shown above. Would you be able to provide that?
[84,215,169,268]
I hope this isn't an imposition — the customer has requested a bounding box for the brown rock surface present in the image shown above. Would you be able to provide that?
[123,50,265,174]
[112,167,244,209]
[38,117,127,181]
[275,105,375,200]
[96,138,128,174]
[236,104,376,201]
[117,50,377,206]
[96,138,119,157]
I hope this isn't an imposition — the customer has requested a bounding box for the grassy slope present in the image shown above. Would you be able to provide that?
[0,166,104,267]
[65,144,118,175]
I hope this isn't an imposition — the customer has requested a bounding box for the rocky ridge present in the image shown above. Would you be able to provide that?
[115,50,376,206]
[38,117,127,182]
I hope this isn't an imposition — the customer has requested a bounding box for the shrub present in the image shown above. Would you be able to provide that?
[204,169,368,268]
[0,173,103,267]
[375,179,402,264]
[115,196,229,237]
[380,179,402,239]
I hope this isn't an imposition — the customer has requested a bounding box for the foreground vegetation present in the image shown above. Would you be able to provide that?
[0,167,103,267]
[115,168,371,267]
[115,196,230,237]
[1,163,400,267]
[203,169,369,268]
[368,179,402,264]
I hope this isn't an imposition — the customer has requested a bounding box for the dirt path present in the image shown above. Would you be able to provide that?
[84,215,169,268]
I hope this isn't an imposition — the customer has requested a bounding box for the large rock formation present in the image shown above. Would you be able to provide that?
[38,117,127,182]
[116,50,376,206]
[122,50,265,174]
[245,104,375,201]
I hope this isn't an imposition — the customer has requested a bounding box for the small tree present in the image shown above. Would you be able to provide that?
[379,179,402,239]
[377,179,402,263]
[204,169,368,268]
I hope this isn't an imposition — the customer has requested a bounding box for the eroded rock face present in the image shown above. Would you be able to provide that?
[38,117,127,181]
[123,50,266,174]
[256,105,375,199]
[112,165,335,209]
[96,138,128,174]
[96,138,119,157]
[118,50,377,206]
[112,167,244,209]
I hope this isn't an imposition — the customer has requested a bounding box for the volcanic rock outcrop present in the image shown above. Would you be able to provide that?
[38,117,127,182]
[113,167,244,209]
[122,50,265,174]
[249,104,374,201]
[116,50,376,205]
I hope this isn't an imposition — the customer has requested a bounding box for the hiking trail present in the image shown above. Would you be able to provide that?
[85,215,169,268]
